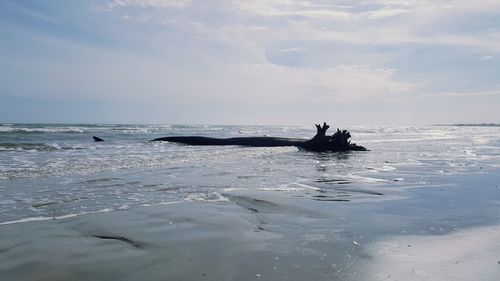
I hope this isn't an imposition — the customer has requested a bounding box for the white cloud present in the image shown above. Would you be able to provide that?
[210,63,412,104]
[104,0,500,53]
[164,1,500,54]
[4,0,500,124]
[234,1,353,20]
[4,40,410,106]
[279,47,303,53]
[372,0,500,12]
[442,0,500,12]
[109,0,190,9]
[364,7,409,20]
[422,90,500,97]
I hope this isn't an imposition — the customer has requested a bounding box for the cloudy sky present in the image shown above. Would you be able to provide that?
[1,0,499,125]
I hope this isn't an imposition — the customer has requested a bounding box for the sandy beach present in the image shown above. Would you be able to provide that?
[2,193,499,281]
[1,124,500,280]
[0,198,361,281]
[362,225,500,281]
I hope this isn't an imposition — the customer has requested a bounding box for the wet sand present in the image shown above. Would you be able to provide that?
[1,171,499,281]
[363,225,500,281]
[0,198,362,281]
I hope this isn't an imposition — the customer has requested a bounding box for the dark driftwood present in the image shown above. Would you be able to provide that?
[151,122,367,152]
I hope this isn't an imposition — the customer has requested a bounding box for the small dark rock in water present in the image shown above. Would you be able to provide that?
[151,122,367,152]
[93,136,104,142]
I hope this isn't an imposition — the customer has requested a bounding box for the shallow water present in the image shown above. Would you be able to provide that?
[1,124,500,280]
[1,124,499,224]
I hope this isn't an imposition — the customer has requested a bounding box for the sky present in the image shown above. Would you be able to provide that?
[1,0,499,125]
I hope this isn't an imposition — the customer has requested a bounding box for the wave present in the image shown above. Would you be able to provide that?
[0,126,88,134]
[0,145,296,180]
[0,142,87,152]
[0,208,116,226]
[0,201,188,226]
[0,124,175,135]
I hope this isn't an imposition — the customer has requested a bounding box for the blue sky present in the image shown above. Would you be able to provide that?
[1,0,499,125]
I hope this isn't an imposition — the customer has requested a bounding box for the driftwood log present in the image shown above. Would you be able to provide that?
[151,122,367,152]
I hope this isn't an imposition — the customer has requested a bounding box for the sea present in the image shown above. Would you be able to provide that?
[1,123,500,280]
[1,123,499,226]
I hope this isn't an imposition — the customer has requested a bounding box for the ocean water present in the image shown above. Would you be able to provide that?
[1,123,499,225]
[1,123,500,280]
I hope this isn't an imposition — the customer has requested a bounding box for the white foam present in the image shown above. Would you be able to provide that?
[184,192,229,202]
[0,127,87,133]
[0,208,116,226]
[363,136,456,143]
[464,149,477,158]
[0,216,51,225]
[140,201,181,207]
[221,187,250,192]
[258,186,303,192]
[362,225,500,281]
[289,182,321,191]
[345,174,387,183]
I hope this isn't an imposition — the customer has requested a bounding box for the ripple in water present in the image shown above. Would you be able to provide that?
[0,124,499,224]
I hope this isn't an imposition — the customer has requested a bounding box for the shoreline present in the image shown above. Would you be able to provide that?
[362,224,500,281]
[2,197,500,281]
